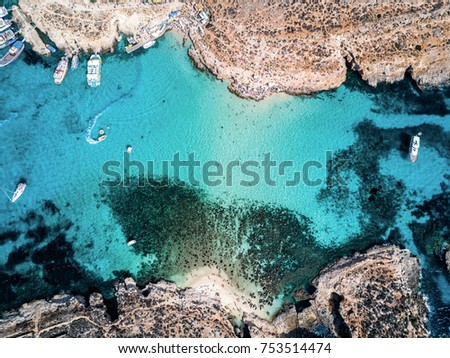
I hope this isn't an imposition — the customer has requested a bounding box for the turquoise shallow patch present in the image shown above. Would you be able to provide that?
[0,32,449,334]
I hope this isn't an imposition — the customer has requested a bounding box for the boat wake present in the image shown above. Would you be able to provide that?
[85,95,131,144]
[85,109,107,145]
[0,112,18,127]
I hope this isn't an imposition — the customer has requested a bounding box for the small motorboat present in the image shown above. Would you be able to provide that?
[97,129,106,142]
[53,56,69,85]
[409,132,422,163]
[2,182,26,203]
[0,18,11,32]
[71,53,79,70]
[0,6,8,18]
[143,40,156,49]
[126,145,133,154]
[127,240,137,246]
[0,41,25,67]
[46,44,57,53]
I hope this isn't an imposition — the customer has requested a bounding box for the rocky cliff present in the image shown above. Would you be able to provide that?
[14,0,450,100]
[190,0,449,100]
[0,245,429,338]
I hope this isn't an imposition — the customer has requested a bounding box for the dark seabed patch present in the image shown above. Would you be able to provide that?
[103,179,384,310]
[320,118,450,337]
[0,200,115,315]
[343,71,450,116]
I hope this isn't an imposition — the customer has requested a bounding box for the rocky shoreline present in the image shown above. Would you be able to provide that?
[13,0,450,101]
[0,245,429,338]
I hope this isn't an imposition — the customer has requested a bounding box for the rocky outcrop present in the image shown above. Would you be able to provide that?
[301,245,429,338]
[190,0,449,100]
[0,278,235,338]
[14,0,182,54]
[15,1,449,100]
[0,246,429,338]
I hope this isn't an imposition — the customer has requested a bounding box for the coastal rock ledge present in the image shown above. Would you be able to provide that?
[14,0,450,100]
[0,245,428,338]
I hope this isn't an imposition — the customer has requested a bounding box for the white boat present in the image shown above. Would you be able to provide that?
[127,240,137,246]
[0,41,24,67]
[143,40,156,49]
[0,18,12,32]
[409,132,422,163]
[2,182,27,203]
[0,29,16,49]
[86,54,102,87]
[53,56,69,85]
[71,53,79,70]
[0,6,8,18]
[11,183,26,202]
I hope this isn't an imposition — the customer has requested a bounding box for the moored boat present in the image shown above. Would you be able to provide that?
[53,56,69,84]
[0,29,16,49]
[86,54,102,87]
[11,182,26,202]
[0,41,24,67]
[46,43,56,53]
[0,6,8,18]
[143,39,156,49]
[0,18,11,32]
[71,53,79,70]
[409,132,422,163]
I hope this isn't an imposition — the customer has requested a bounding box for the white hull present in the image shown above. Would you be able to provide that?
[54,57,69,84]
[409,133,421,163]
[87,54,102,87]
[12,183,26,202]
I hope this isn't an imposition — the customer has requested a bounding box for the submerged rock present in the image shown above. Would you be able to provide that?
[0,245,428,338]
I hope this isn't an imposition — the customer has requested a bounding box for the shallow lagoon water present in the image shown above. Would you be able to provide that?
[0,33,449,335]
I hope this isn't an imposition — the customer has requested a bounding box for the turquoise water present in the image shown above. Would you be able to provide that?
[0,33,449,335]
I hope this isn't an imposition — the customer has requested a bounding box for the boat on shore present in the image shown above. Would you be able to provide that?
[409,132,422,163]
[0,18,12,32]
[46,44,56,53]
[0,6,8,18]
[0,41,24,67]
[71,53,79,70]
[86,54,102,87]
[0,29,16,49]
[53,56,69,84]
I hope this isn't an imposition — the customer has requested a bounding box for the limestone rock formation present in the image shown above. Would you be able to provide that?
[15,0,449,100]
[191,0,449,99]
[0,278,235,338]
[304,245,429,338]
[0,246,429,338]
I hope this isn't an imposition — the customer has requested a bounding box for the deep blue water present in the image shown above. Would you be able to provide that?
[0,26,449,335]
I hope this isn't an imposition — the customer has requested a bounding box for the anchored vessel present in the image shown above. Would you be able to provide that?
[46,43,56,53]
[53,56,69,84]
[2,182,26,203]
[0,18,12,32]
[0,29,16,49]
[0,41,24,67]
[86,54,102,87]
[0,6,9,18]
[409,132,422,163]
[11,183,26,202]
[143,40,156,49]
[71,53,79,70]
